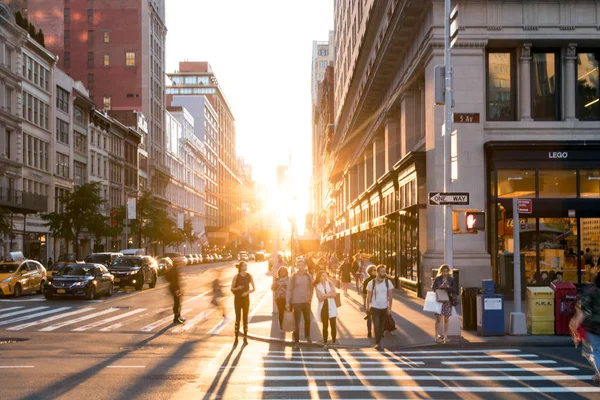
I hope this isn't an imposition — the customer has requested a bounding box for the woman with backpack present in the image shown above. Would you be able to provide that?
[315,270,338,349]
[230,261,255,346]
[432,264,457,344]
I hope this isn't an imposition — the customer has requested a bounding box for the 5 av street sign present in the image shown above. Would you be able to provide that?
[428,192,470,206]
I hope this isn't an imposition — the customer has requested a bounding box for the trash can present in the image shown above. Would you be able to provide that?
[461,287,481,331]
[477,281,505,336]
[551,282,577,336]
[498,252,526,301]
[526,287,555,334]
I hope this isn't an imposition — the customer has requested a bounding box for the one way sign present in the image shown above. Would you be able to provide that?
[428,192,470,206]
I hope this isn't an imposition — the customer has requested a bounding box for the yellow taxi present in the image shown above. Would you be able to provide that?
[0,252,47,297]
[47,254,78,279]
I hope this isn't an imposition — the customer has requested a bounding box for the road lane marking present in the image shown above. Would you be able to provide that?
[261,354,539,360]
[101,307,172,332]
[7,308,95,330]
[0,298,45,302]
[0,366,35,369]
[182,290,212,305]
[0,307,71,326]
[72,309,147,331]
[171,309,215,333]
[0,306,48,319]
[259,349,523,355]
[248,386,600,394]
[106,365,146,369]
[442,360,557,365]
[39,308,119,331]
[249,374,594,382]
[0,306,25,313]
[231,366,579,372]
[139,314,181,333]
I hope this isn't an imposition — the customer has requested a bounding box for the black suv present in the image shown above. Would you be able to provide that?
[109,256,158,291]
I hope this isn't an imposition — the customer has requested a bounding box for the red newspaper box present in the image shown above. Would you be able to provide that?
[551,282,577,335]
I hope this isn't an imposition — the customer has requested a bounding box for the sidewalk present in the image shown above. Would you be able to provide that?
[246,277,572,349]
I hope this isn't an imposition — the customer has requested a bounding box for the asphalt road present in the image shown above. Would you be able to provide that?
[1,260,599,399]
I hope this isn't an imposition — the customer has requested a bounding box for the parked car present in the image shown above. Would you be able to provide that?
[205,254,214,263]
[119,248,146,256]
[185,254,195,265]
[164,252,188,268]
[109,256,158,291]
[255,251,266,262]
[156,257,173,275]
[84,252,123,267]
[195,254,203,263]
[44,263,114,300]
[0,252,46,297]
[238,251,249,261]
[248,253,256,261]
[223,253,233,262]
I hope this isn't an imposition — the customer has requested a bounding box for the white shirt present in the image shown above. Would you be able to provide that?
[368,279,390,310]
[316,281,338,322]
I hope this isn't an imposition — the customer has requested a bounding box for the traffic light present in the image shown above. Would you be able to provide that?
[465,212,485,232]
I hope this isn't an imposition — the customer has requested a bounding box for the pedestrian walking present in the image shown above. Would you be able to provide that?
[286,258,314,347]
[47,257,53,269]
[570,263,600,385]
[339,256,352,296]
[366,265,393,350]
[231,261,255,346]
[315,271,338,349]
[211,275,226,318]
[329,253,339,277]
[271,266,290,333]
[432,264,457,344]
[362,265,376,338]
[164,263,185,324]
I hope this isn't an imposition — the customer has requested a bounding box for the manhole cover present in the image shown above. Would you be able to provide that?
[0,338,29,344]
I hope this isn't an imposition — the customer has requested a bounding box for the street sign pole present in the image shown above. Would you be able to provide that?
[510,197,527,335]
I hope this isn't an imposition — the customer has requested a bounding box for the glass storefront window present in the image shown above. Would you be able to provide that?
[581,218,600,283]
[580,169,600,198]
[577,52,600,120]
[531,52,559,121]
[539,169,577,198]
[539,218,578,284]
[497,169,535,198]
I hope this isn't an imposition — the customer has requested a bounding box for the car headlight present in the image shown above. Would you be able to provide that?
[1,276,12,283]
[129,270,138,275]
[71,281,85,287]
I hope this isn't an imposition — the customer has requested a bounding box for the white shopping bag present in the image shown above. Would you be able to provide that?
[423,291,442,313]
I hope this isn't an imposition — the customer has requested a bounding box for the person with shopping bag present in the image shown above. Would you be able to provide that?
[314,271,339,349]
[366,265,393,350]
[286,258,314,347]
[431,264,456,344]
[271,266,290,333]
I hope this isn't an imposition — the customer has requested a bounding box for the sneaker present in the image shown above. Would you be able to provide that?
[307,338,313,344]
[323,343,329,350]
[243,337,248,346]
[435,335,444,344]
[374,343,382,350]
[173,316,186,324]
[390,331,396,336]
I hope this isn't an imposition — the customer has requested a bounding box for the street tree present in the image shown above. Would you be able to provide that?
[0,208,13,236]
[42,182,105,258]
[182,217,199,250]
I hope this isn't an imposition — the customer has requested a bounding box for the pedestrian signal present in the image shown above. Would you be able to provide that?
[465,212,485,232]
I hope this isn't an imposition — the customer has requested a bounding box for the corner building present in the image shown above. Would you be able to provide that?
[325,0,600,296]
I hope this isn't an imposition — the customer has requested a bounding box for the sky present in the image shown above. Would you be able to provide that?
[166,0,334,231]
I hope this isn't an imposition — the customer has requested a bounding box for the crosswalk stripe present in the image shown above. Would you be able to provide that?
[0,306,48,319]
[234,367,579,373]
[140,313,181,333]
[101,307,172,332]
[248,386,600,394]
[0,307,70,326]
[442,360,557,365]
[259,349,523,355]
[39,308,119,331]
[261,360,425,366]
[7,308,95,331]
[249,374,594,382]
[0,306,25,314]
[262,354,539,360]
[171,309,214,333]
[72,309,147,332]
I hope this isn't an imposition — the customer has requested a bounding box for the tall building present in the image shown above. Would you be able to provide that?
[311,32,335,233]
[320,0,600,296]
[16,0,169,197]
[167,62,241,247]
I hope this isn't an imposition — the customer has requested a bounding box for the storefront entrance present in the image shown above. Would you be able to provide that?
[486,141,600,287]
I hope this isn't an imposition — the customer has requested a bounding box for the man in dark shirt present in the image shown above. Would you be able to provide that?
[165,264,185,324]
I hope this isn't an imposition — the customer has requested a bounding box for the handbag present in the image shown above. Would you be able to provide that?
[282,310,295,332]
[423,291,443,313]
[450,294,459,307]
[436,289,450,302]
[335,292,342,307]
[385,313,396,331]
